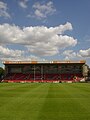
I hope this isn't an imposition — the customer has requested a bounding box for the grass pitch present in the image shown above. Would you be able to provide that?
[0,83,90,120]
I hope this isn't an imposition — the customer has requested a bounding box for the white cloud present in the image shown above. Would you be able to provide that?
[28,1,56,19]
[16,55,46,61]
[18,0,28,9]
[62,50,77,60]
[26,35,77,56]
[62,48,90,60]
[0,45,24,59]
[78,48,90,57]
[1,54,44,62]
[0,22,77,56]
[26,44,59,56]
[0,45,45,62]
[0,1,10,18]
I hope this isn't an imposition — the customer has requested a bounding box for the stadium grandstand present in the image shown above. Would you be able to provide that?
[2,60,89,83]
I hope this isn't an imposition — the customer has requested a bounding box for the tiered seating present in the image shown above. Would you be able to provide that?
[4,73,15,80]
[3,73,84,83]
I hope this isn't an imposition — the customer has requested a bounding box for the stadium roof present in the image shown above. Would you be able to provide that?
[3,60,86,64]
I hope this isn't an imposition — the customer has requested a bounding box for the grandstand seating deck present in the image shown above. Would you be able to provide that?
[3,73,83,83]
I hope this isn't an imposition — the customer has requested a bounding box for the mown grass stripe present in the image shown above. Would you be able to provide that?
[0,83,90,120]
[38,83,90,120]
[0,83,50,120]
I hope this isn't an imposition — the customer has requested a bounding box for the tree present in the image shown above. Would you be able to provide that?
[0,67,4,80]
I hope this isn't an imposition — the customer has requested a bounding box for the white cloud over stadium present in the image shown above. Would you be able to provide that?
[0,21,90,62]
[62,48,90,60]
[78,48,90,57]
[0,22,77,60]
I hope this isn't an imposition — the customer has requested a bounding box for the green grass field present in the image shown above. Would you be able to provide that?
[0,83,90,120]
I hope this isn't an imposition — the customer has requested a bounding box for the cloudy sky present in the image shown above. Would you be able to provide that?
[0,0,90,67]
